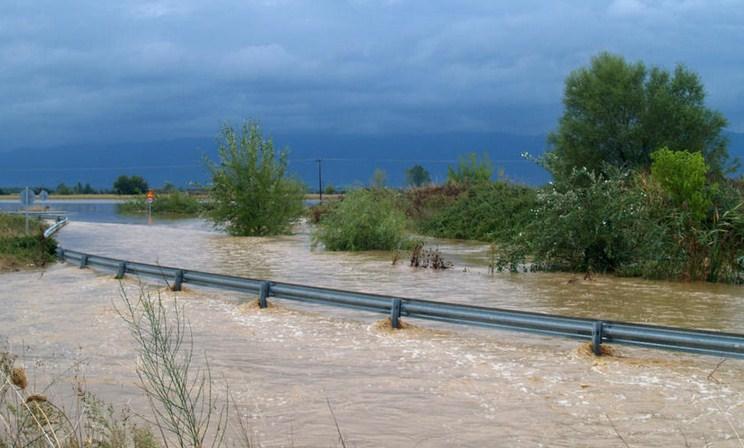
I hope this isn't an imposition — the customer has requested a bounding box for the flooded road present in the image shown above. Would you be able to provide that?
[2,219,744,446]
[2,264,744,447]
[56,220,744,332]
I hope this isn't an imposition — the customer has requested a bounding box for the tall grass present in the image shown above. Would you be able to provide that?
[0,214,57,270]
[0,348,160,448]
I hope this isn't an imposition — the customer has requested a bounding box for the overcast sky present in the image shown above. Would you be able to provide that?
[1,0,743,149]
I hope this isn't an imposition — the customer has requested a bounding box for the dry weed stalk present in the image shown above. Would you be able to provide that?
[114,283,228,448]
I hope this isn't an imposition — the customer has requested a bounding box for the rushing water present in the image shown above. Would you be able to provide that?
[2,212,744,446]
[55,220,744,332]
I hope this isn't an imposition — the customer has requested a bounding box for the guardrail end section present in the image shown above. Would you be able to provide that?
[172,270,185,291]
[390,298,402,329]
[79,254,89,269]
[258,281,271,309]
[115,262,127,280]
[592,321,604,356]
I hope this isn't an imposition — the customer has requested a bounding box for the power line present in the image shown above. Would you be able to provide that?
[0,158,534,173]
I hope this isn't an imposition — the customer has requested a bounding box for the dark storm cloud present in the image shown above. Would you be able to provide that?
[1,0,743,148]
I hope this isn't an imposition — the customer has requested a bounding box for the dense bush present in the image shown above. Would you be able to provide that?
[489,165,744,282]
[313,189,410,251]
[506,168,661,273]
[418,182,537,243]
[206,122,305,236]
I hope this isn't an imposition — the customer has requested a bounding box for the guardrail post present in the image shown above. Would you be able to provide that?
[115,262,127,280]
[258,281,271,308]
[592,321,604,356]
[390,298,402,329]
[79,254,89,269]
[172,270,184,291]
[58,248,65,261]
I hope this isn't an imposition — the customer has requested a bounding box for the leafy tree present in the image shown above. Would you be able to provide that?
[405,164,431,187]
[547,52,730,182]
[113,175,149,195]
[651,148,713,222]
[323,184,336,195]
[55,183,72,195]
[206,121,305,236]
[447,153,493,185]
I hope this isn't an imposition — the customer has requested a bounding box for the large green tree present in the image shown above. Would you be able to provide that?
[405,164,431,187]
[547,52,730,182]
[113,175,148,195]
[206,122,305,236]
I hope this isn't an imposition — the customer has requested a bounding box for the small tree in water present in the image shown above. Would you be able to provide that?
[206,122,305,236]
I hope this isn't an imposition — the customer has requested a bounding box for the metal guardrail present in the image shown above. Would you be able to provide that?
[57,247,744,360]
[43,217,69,238]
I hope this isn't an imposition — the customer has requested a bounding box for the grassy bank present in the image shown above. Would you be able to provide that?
[0,214,57,271]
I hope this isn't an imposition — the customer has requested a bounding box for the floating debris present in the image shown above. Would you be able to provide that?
[409,243,453,270]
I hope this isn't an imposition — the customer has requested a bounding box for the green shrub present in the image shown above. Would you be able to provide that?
[447,153,493,185]
[511,168,663,273]
[206,121,305,236]
[118,191,202,216]
[651,148,714,222]
[313,189,410,251]
[419,182,537,243]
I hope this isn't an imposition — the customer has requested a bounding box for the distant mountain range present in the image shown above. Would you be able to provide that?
[1,131,742,190]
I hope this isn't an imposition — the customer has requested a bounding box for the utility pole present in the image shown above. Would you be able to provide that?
[316,159,323,203]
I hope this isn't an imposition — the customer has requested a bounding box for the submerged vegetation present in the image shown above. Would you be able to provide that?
[118,191,202,216]
[0,214,57,271]
[206,121,305,236]
[313,189,410,251]
[306,53,743,283]
[414,182,537,243]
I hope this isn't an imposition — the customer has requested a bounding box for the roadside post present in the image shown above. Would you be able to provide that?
[146,190,155,223]
[19,187,34,235]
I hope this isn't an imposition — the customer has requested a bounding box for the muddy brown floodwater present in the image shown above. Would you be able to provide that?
[1,220,744,447]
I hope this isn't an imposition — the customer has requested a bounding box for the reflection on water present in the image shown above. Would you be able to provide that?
[56,220,744,332]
